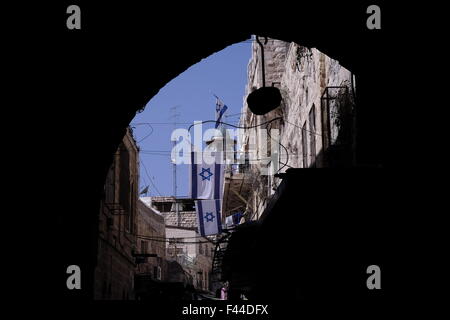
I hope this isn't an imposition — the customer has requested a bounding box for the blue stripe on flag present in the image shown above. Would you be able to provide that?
[191,152,197,198]
[214,163,221,199]
[218,104,228,118]
[215,199,222,233]
[197,200,205,236]
[215,104,228,128]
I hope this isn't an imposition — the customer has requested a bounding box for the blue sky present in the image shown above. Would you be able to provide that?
[131,40,252,197]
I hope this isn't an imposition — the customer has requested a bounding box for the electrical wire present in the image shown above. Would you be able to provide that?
[187,117,283,133]
[265,120,290,173]
[140,159,163,196]
[140,150,314,157]
[134,232,219,244]
[136,236,215,245]
[224,112,244,117]
[140,173,150,196]
[136,112,326,224]
[131,118,324,138]
[130,123,155,143]
[105,225,219,244]
[131,122,193,125]
[138,124,154,143]
[283,118,323,137]
[139,234,212,240]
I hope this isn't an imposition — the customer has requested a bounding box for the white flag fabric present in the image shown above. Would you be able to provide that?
[215,98,228,129]
[225,215,234,228]
[190,152,224,200]
[225,212,243,228]
[196,199,222,236]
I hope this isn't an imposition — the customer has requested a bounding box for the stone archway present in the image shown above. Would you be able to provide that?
[35,2,388,300]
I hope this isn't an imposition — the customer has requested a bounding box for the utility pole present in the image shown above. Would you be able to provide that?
[169,106,181,226]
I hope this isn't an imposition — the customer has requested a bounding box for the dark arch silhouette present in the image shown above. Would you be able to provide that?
[29,2,393,304]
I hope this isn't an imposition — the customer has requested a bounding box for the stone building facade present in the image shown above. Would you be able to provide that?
[145,197,197,227]
[135,199,167,280]
[142,197,214,292]
[133,198,168,299]
[94,128,139,299]
[234,38,356,221]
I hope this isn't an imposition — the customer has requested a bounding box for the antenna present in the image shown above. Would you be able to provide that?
[169,105,181,226]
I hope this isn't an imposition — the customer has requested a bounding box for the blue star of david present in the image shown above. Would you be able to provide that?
[199,167,213,181]
[204,212,215,222]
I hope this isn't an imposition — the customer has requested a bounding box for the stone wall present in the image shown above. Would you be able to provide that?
[238,38,355,220]
[162,211,197,228]
[94,128,139,300]
[279,43,354,169]
[94,238,135,300]
[136,199,167,281]
[140,197,197,228]
[166,227,198,258]
[142,196,214,291]
[165,226,214,291]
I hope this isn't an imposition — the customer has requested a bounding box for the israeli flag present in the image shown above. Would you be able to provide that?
[190,152,224,200]
[225,215,234,228]
[196,200,222,236]
[215,98,228,129]
[225,212,243,227]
